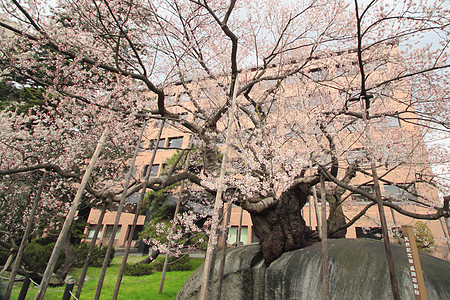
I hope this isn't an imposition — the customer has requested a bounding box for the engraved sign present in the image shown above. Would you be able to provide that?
[402,225,427,300]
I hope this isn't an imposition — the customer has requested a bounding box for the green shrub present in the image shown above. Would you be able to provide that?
[413,221,435,253]
[24,241,64,273]
[154,255,193,272]
[33,235,58,246]
[124,263,156,276]
[124,254,193,276]
[73,242,115,267]
[23,240,115,273]
[0,248,10,265]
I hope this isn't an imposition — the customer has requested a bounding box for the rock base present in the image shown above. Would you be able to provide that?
[177,239,450,299]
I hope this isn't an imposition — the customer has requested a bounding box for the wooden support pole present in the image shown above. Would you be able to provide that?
[74,201,107,299]
[319,175,329,300]
[62,282,75,300]
[35,128,108,300]
[158,182,184,294]
[199,74,239,300]
[237,207,243,245]
[311,165,322,236]
[6,172,48,299]
[112,120,164,300]
[216,201,233,300]
[360,96,400,300]
[17,273,31,300]
[0,253,14,276]
[445,217,450,238]
[95,123,147,300]
[309,195,312,229]
[158,142,192,294]
[372,156,400,300]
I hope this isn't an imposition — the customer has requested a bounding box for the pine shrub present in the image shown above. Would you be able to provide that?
[153,255,193,272]
[124,263,156,276]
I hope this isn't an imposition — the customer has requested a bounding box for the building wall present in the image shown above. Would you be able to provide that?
[84,209,146,248]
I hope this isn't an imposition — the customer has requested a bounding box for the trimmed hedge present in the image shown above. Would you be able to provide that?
[154,255,193,272]
[124,254,193,276]
[124,263,156,276]
[73,242,115,268]
[23,240,114,273]
[24,241,65,273]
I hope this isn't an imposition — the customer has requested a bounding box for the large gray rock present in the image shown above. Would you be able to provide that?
[177,239,450,299]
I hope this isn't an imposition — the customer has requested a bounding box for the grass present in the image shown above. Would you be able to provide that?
[10,255,204,300]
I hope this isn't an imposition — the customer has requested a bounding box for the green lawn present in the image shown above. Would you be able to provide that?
[10,255,203,300]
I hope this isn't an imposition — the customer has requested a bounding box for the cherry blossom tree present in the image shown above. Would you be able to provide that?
[0,0,449,282]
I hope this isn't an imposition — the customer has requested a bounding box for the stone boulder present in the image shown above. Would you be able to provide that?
[177,239,450,299]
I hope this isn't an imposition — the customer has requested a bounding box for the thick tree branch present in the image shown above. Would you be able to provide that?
[241,197,277,214]
[321,168,449,220]
[0,164,79,178]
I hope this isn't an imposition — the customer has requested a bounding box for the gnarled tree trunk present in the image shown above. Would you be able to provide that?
[250,182,319,264]
[327,193,347,239]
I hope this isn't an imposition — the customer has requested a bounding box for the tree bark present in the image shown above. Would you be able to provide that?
[53,237,76,286]
[0,253,14,276]
[137,249,160,264]
[326,194,347,239]
[250,182,319,264]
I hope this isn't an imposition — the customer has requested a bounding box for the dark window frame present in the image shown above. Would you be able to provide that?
[168,136,184,149]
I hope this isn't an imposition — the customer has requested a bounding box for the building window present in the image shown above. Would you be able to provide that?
[376,116,400,129]
[215,136,225,144]
[165,94,176,105]
[346,148,370,166]
[352,185,374,202]
[261,79,279,89]
[284,74,302,85]
[126,194,140,204]
[198,88,209,99]
[227,226,248,245]
[178,92,191,102]
[308,98,320,106]
[309,67,329,81]
[139,140,146,151]
[251,229,260,243]
[243,104,256,114]
[126,225,144,241]
[384,183,416,201]
[105,225,121,239]
[168,136,183,149]
[143,164,159,178]
[142,164,159,177]
[149,138,166,150]
[263,100,277,113]
[87,227,102,239]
